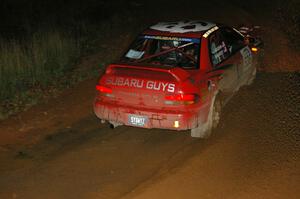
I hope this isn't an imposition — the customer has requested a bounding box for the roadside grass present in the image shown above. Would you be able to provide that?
[0,0,143,120]
[0,14,139,120]
[0,30,80,119]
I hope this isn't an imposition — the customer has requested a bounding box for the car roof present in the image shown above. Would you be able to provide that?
[142,20,218,38]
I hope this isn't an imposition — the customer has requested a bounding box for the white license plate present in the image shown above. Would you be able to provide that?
[128,115,148,127]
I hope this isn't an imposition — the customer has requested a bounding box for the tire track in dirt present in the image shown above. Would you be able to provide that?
[0,114,202,199]
[0,73,298,199]
[120,72,300,199]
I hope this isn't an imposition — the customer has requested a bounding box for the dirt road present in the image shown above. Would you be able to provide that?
[0,72,299,199]
[0,1,299,198]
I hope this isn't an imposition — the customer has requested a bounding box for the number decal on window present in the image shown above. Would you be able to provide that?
[240,47,252,70]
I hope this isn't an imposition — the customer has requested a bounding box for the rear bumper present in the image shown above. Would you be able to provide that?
[94,99,203,131]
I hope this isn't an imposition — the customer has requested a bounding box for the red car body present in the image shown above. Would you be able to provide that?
[94,21,262,137]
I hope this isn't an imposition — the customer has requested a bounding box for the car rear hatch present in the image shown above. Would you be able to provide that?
[96,64,197,110]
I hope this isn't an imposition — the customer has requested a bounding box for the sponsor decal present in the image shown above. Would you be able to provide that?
[211,41,228,65]
[240,47,252,70]
[125,49,145,59]
[142,35,200,44]
[106,77,175,93]
[203,26,219,38]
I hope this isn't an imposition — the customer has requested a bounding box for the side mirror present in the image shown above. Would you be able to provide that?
[246,36,263,48]
[245,36,264,53]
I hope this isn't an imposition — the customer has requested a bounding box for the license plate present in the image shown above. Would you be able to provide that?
[128,114,148,127]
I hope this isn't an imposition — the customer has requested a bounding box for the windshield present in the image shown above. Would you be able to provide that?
[120,35,201,69]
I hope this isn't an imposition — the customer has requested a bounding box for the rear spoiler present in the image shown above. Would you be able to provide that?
[106,64,191,82]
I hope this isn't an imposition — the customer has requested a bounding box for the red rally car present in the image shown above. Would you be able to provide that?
[94,20,263,138]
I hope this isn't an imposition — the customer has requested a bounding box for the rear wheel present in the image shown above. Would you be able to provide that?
[191,97,221,138]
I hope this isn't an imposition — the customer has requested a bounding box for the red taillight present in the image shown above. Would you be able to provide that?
[165,94,195,101]
[164,94,198,105]
[96,85,114,97]
[105,67,114,74]
[96,85,112,93]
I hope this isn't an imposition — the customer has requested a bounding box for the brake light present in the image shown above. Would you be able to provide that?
[105,66,114,74]
[164,94,198,105]
[96,85,114,98]
[165,94,195,101]
[96,85,112,93]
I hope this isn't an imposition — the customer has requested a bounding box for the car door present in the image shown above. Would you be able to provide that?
[208,28,241,93]
[220,27,253,86]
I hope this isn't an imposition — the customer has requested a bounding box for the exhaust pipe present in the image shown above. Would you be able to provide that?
[109,121,122,129]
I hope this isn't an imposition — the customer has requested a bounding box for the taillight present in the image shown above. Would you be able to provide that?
[96,85,114,97]
[164,94,198,105]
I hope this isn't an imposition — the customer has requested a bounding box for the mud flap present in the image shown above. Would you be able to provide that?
[190,94,217,138]
[246,67,257,85]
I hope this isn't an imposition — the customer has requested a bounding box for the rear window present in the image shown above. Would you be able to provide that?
[120,35,201,69]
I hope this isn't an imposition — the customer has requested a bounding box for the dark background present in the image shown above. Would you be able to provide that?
[0,0,296,35]
[0,0,299,49]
